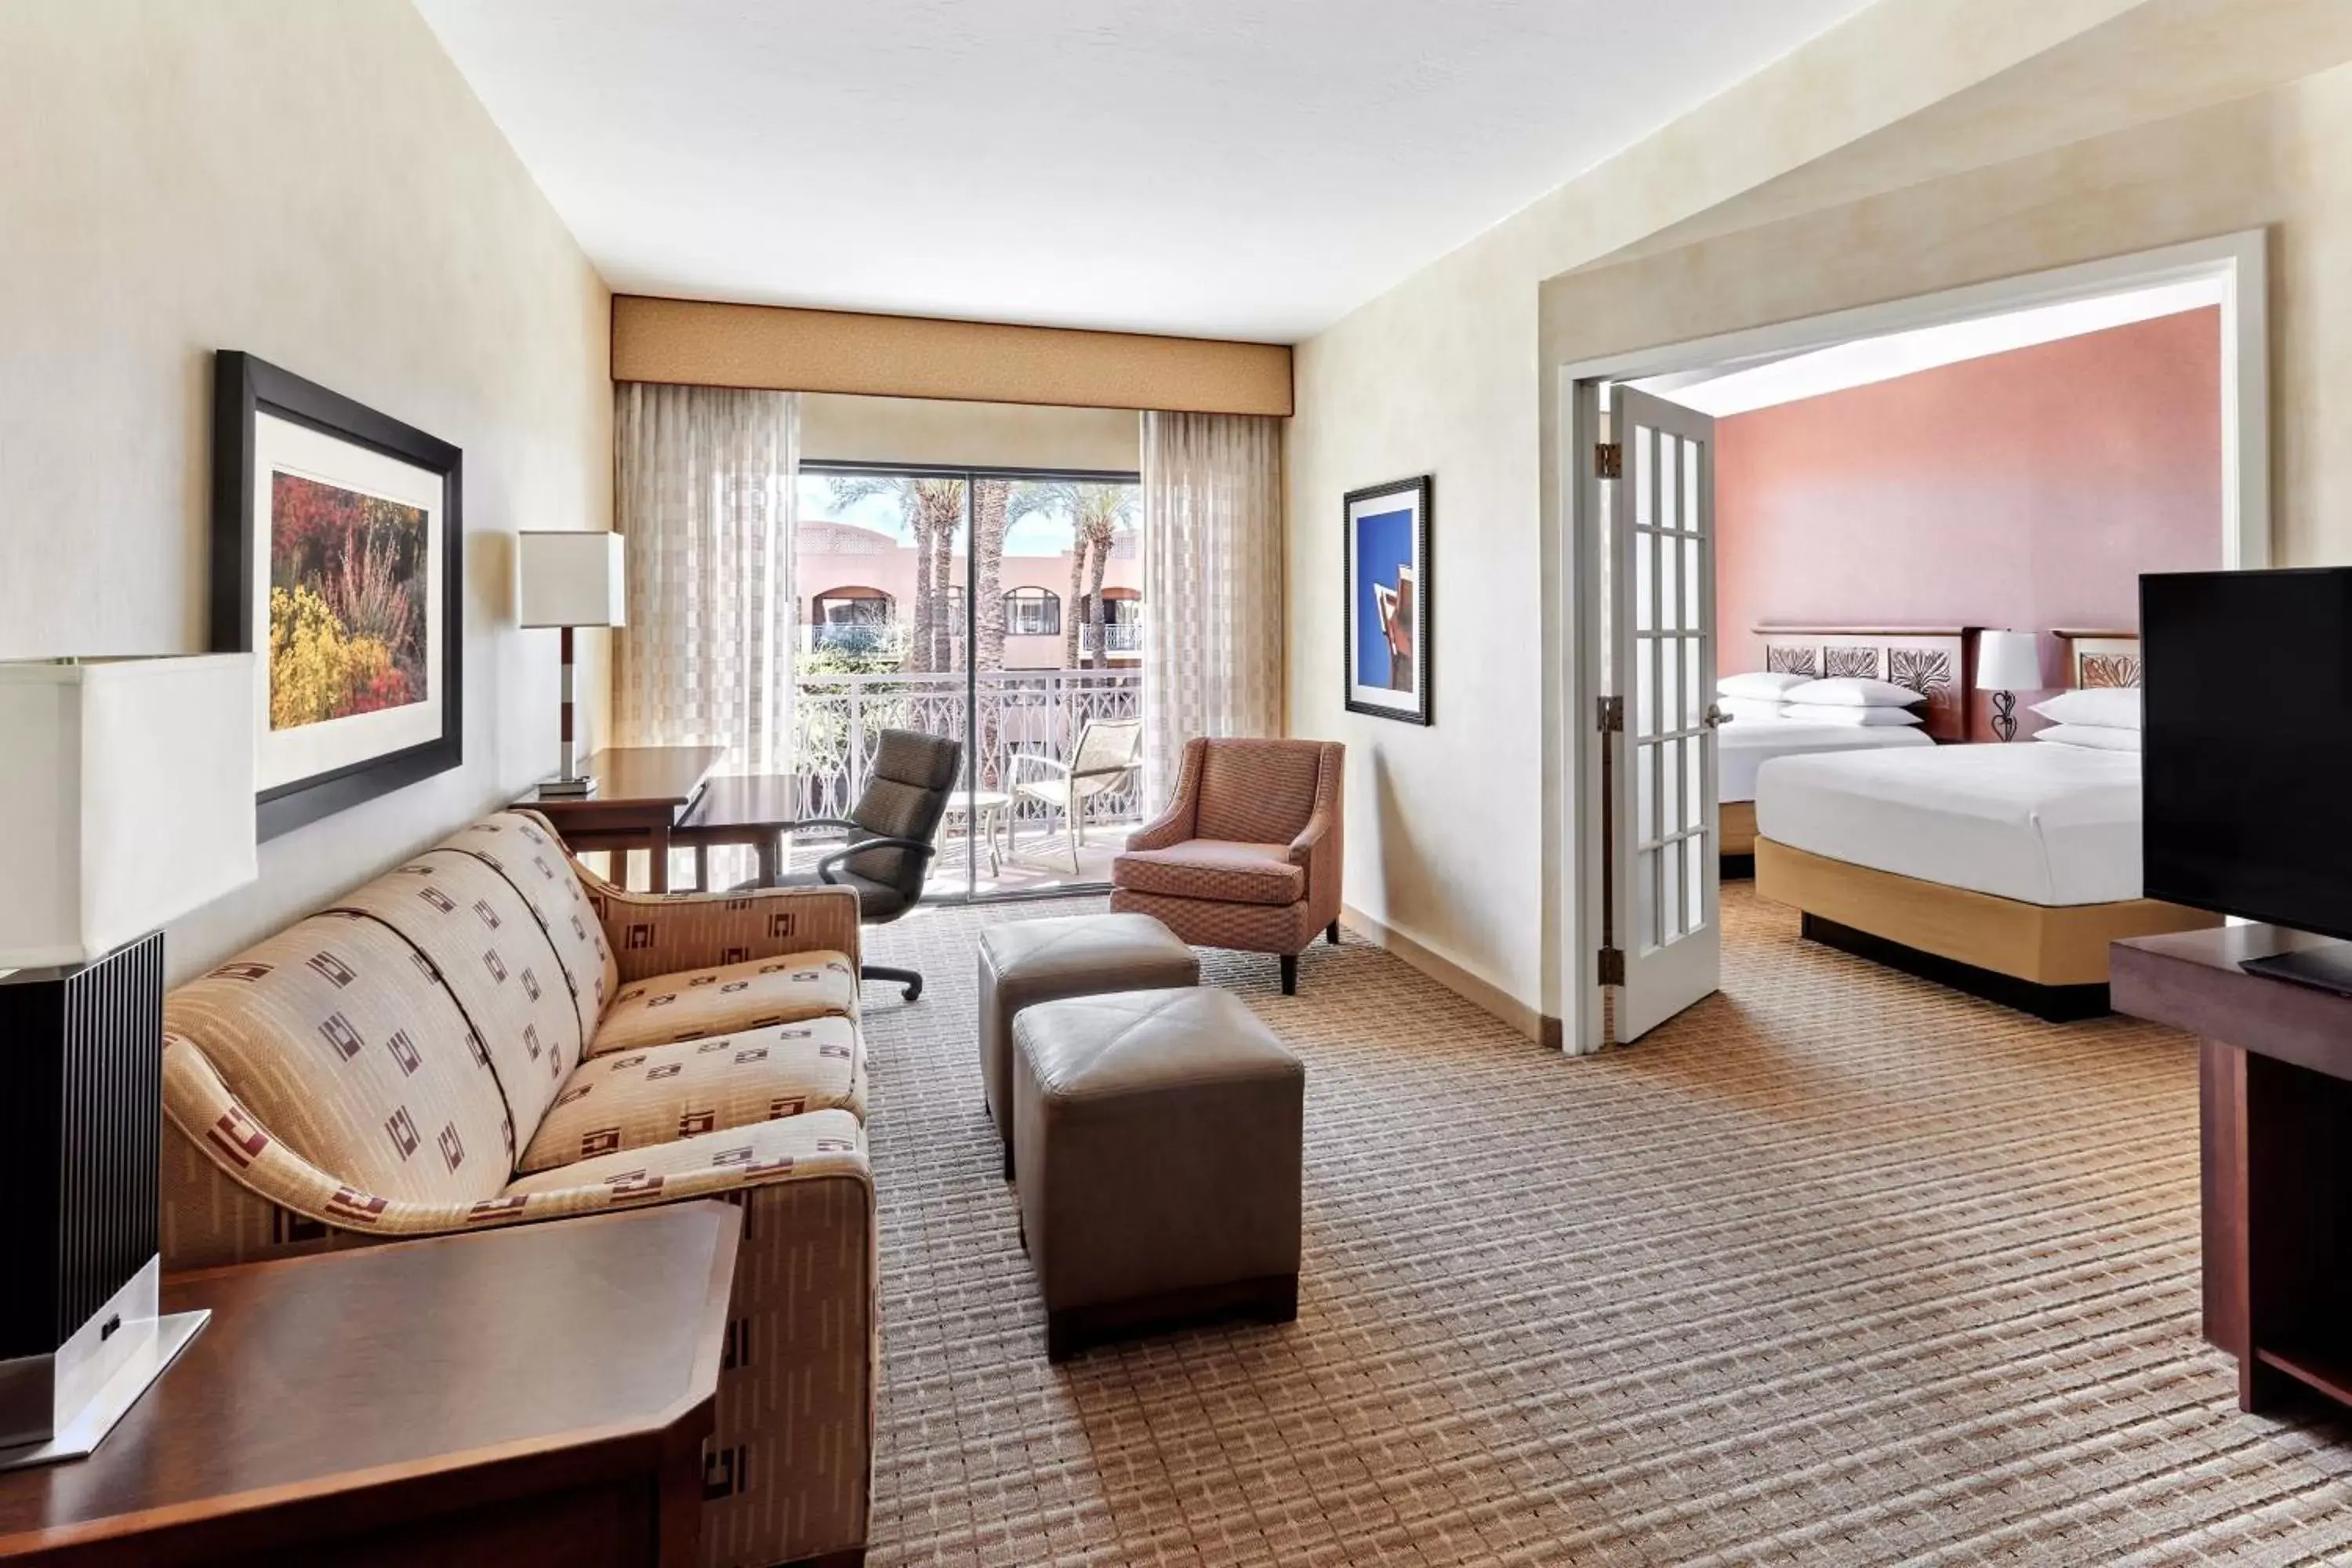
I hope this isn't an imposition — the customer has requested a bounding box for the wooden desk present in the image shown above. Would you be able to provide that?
[518,746,724,892]
[673,774,804,889]
[0,1204,740,1566]
[2112,925,2352,1414]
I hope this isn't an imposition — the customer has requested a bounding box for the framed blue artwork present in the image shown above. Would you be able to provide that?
[1342,475,1432,725]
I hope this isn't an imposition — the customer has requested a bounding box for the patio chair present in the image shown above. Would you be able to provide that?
[1009,717,1143,874]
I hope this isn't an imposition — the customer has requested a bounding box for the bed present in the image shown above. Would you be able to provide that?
[1751,631,2219,1019]
[1719,626,1965,866]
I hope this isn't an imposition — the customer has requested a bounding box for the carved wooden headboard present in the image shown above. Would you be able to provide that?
[1753,625,1978,742]
[2053,629,2141,690]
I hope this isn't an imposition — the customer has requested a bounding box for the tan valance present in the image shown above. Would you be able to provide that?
[612,296,1291,417]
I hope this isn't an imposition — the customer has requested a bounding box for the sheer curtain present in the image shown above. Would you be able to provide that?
[1138,411,1286,808]
[613,382,799,777]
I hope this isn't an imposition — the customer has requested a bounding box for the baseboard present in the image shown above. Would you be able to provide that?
[1340,903,1560,1047]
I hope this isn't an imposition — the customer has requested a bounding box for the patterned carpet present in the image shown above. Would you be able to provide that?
[856,884,2352,1566]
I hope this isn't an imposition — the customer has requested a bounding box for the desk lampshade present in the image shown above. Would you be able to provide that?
[0,655,256,1469]
[518,532,625,796]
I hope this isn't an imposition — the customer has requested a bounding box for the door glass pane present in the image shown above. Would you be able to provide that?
[1684,637,1702,729]
[1684,734,1704,831]
[1686,818,1707,931]
[1635,532,1653,634]
[1660,434,1680,534]
[1635,637,1654,738]
[1635,740,1654,844]
[1661,837,1682,943]
[1661,738,1681,844]
[798,467,1141,902]
[1658,528,1679,635]
[1635,431,1652,528]
[1685,438,1702,533]
[1682,537,1701,632]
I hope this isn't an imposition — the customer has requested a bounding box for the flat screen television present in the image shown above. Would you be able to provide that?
[2143,568,2352,986]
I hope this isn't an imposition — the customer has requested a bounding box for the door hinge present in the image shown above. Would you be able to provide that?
[1597,946,1625,987]
[1595,695,1624,734]
[1594,441,1623,480]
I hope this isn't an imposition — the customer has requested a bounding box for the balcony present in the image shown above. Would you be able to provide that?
[1079,621,1142,656]
[787,666,1144,895]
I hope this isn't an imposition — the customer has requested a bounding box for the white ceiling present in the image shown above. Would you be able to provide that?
[1630,278,2227,416]
[414,0,1878,343]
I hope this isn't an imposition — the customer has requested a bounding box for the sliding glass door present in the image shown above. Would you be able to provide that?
[794,463,1143,902]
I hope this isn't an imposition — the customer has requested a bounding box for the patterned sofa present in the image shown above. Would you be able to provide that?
[159,810,875,1568]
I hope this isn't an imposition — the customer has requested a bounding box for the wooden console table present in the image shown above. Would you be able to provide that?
[0,1203,739,1565]
[2112,924,2352,1414]
[518,746,724,893]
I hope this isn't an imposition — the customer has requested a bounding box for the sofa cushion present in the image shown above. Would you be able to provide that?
[327,848,583,1140]
[434,812,619,1040]
[592,951,858,1055]
[1112,840,1304,907]
[1195,742,1322,845]
[163,913,515,1203]
[518,1015,864,1174]
[503,1106,866,1198]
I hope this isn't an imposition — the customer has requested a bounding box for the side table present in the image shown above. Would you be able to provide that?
[0,1203,740,1565]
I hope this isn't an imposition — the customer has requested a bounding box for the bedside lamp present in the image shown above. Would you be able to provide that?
[518,531,626,797]
[0,654,256,1469]
[1976,630,2043,742]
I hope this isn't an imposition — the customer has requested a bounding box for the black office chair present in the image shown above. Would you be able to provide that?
[757,728,961,1001]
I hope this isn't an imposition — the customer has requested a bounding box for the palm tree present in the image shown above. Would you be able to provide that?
[823,474,965,672]
[1015,481,1136,669]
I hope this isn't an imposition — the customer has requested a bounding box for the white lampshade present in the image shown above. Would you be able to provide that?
[1976,630,2044,692]
[517,531,626,628]
[0,655,258,967]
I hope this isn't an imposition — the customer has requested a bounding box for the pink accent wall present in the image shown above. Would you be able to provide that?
[1715,307,2222,735]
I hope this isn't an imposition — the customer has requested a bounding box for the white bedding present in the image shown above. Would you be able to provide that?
[1754,742,2144,906]
[1719,715,1936,803]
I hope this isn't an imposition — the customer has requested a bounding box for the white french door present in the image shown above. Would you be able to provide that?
[1606,387,1721,1040]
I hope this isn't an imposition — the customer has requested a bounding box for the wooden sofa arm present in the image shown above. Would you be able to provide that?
[575,864,865,982]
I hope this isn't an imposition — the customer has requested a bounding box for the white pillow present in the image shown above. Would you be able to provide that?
[2031,687,2142,731]
[1781,677,1926,710]
[1718,696,1790,722]
[2033,722,2142,752]
[1719,670,1811,701]
[1781,702,1925,728]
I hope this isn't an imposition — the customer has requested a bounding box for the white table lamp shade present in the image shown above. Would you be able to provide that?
[1976,630,2044,692]
[0,655,258,968]
[518,531,626,628]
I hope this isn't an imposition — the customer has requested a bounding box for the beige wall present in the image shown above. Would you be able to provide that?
[800,394,1138,473]
[0,0,612,980]
[1287,0,2352,1026]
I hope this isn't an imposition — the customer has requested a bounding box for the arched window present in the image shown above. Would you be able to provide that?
[1004,586,1061,637]
[811,586,894,651]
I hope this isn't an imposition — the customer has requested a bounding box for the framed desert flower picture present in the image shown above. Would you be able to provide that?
[210,352,463,840]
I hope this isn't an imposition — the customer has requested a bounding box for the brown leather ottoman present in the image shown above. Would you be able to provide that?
[1011,987,1303,1361]
[978,913,1199,1176]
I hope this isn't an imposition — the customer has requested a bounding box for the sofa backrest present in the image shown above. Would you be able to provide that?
[165,910,517,1205]
[163,811,621,1200]
[1194,739,1330,847]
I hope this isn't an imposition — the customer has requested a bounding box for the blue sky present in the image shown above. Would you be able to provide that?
[796,478,1098,557]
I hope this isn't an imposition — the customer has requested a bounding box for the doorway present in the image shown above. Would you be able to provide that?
[1559,232,2270,1054]
[795,461,1146,902]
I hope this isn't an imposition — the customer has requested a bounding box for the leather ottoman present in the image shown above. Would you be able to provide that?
[1011,987,1303,1361]
[978,913,1199,1176]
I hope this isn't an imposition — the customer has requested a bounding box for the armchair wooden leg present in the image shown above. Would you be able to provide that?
[1327,920,1341,946]
[1279,954,1298,996]
[1065,805,1080,876]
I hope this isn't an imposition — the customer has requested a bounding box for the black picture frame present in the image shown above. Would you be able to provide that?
[210,351,464,841]
[1341,474,1433,726]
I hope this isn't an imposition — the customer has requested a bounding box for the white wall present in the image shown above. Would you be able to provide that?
[0,0,612,979]
[1286,0,2352,1028]
[799,393,1139,472]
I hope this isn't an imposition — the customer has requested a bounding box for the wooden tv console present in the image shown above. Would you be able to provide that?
[2112,924,2352,1415]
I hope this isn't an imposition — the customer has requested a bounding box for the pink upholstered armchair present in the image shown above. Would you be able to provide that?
[1111,737,1345,993]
